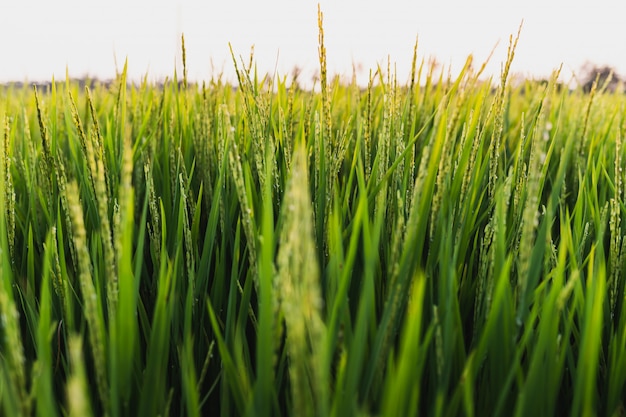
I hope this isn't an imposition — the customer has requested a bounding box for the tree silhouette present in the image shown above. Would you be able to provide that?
[580,63,622,93]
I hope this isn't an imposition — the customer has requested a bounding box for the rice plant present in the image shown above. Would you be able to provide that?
[1,15,626,417]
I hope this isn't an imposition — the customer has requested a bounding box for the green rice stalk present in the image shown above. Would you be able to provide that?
[57,152,77,271]
[34,87,53,171]
[380,273,428,416]
[515,111,546,324]
[113,126,133,260]
[32,88,55,230]
[315,4,335,251]
[195,87,214,209]
[513,115,529,219]
[429,57,472,241]
[167,110,178,198]
[278,104,291,171]
[609,126,622,315]
[373,66,392,223]
[459,109,484,208]
[487,25,521,200]
[68,90,97,194]
[179,173,195,294]
[387,184,406,289]
[475,168,513,336]
[144,160,162,267]
[65,180,109,412]
[577,75,598,173]
[317,4,331,146]
[608,238,626,413]
[216,105,229,235]
[180,336,200,417]
[23,107,38,194]
[392,93,406,213]
[48,225,67,320]
[0,270,30,416]
[85,87,109,194]
[313,110,322,211]
[284,72,297,167]
[572,247,606,416]
[182,34,188,90]
[361,88,447,400]
[381,59,392,178]
[137,230,177,417]
[92,125,117,315]
[228,43,268,191]
[228,125,257,276]
[2,117,15,261]
[66,335,94,417]
[109,132,138,414]
[33,88,77,277]
[252,126,279,417]
[34,230,60,417]
[432,305,444,381]
[407,36,419,122]
[364,71,374,182]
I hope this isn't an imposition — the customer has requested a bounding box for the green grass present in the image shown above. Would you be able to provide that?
[2,11,626,416]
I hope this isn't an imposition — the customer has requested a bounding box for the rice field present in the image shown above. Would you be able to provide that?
[2,10,626,417]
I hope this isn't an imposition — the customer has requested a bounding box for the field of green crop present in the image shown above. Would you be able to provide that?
[2,10,626,417]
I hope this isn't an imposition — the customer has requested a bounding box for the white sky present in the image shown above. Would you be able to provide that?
[1,0,625,86]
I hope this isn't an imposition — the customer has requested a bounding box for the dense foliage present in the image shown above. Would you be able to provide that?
[2,14,626,417]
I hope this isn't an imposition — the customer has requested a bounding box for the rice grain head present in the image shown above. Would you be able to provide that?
[278,143,327,417]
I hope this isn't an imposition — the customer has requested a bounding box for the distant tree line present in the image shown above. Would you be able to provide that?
[0,64,622,94]
[580,63,623,93]
[0,77,199,93]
